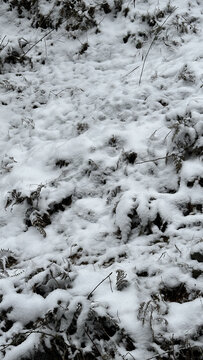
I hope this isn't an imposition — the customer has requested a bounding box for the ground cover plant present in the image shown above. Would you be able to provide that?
[0,0,202,359]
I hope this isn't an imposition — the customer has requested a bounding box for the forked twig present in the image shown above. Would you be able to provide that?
[123,351,136,359]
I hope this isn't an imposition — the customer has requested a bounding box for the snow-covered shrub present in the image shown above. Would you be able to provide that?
[0,154,17,174]
[178,64,196,83]
[0,297,135,359]
[165,110,202,173]
[5,0,122,33]
[0,36,32,73]
[0,250,17,278]
[5,185,73,237]
[172,13,199,34]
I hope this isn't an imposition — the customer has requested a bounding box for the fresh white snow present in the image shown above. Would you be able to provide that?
[0,0,202,359]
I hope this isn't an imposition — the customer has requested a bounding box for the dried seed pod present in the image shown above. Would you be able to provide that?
[116,269,129,291]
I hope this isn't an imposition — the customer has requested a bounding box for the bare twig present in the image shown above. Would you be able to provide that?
[0,35,6,45]
[139,9,176,85]
[0,35,8,50]
[85,328,103,357]
[134,154,174,165]
[138,36,156,85]
[88,272,113,299]
[22,330,55,337]
[23,7,71,57]
[109,274,113,293]
[23,28,55,56]
[116,153,176,171]
[123,65,140,78]
[175,245,182,254]
[116,310,121,323]
[0,329,59,352]
[44,38,48,58]
[146,346,191,360]
[164,130,172,141]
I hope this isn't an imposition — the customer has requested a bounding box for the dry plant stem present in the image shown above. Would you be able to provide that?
[116,310,121,323]
[85,328,103,357]
[109,275,113,292]
[139,10,176,85]
[0,330,58,352]
[135,154,174,165]
[123,351,136,359]
[145,347,180,360]
[123,65,140,78]
[23,27,56,56]
[116,153,175,171]
[23,330,55,337]
[87,272,113,299]
[0,35,8,50]
[175,244,182,254]
[0,35,6,45]
[139,38,156,85]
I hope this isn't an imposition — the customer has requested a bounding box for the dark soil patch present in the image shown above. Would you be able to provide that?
[175,346,203,360]
[137,270,148,277]
[153,213,167,232]
[191,252,203,263]
[48,195,72,215]
[160,283,189,303]
[123,151,137,164]
[55,159,69,168]
[192,269,202,279]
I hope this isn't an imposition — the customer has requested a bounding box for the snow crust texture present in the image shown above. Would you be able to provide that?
[0,1,202,359]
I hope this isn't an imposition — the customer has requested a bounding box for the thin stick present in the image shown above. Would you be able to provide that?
[109,275,113,293]
[116,153,175,171]
[0,35,8,50]
[0,330,55,350]
[85,328,102,357]
[139,10,176,85]
[116,310,121,323]
[175,245,182,254]
[146,346,189,360]
[44,38,48,58]
[123,65,140,78]
[0,35,6,45]
[135,154,174,165]
[23,28,55,56]
[88,272,113,299]
[22,330,55,337]
[139,37,156,85]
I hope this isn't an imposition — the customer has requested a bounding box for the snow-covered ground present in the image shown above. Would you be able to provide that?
[0,1,202,359]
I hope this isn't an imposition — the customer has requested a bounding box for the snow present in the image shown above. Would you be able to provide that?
[0,0,202,359]
[166,299,203,338]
